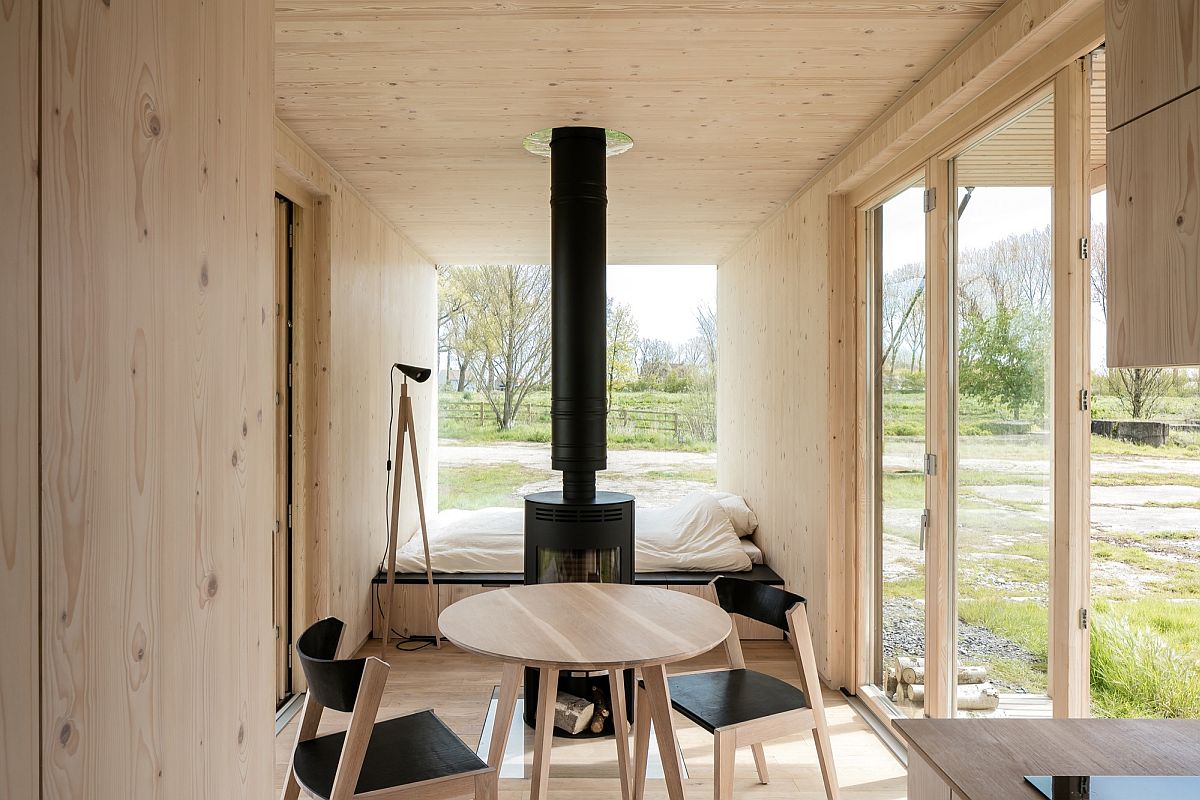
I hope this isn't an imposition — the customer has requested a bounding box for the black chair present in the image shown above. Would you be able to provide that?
[280,618,496,800]
[632,577,839,800]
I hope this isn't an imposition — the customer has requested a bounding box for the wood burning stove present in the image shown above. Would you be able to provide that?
[520,126,636,736]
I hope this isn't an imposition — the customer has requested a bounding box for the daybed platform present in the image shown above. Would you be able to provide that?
[371,565,786,640]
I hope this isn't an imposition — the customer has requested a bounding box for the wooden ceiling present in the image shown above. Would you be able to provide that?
[954,48,1106,187]
[276,2,1007,264]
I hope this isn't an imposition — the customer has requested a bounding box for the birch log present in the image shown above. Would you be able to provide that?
[905,683,1000,711]
[897,657,988,686]
[554,691,595,734]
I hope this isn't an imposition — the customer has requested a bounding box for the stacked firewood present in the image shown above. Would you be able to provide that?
[886,656,999,711]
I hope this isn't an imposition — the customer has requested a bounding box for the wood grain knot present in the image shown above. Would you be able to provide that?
[242,420,248,438]
[200,261,209,287]
[1177,215,1185,227]
[59,722,72,747]
[237,724,245,745]
[231,450,239,467]
[205,574,219,598]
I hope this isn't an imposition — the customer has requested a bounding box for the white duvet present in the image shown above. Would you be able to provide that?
[393,491,753,573]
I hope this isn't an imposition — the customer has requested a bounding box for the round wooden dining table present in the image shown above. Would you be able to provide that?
[439,582,732,800]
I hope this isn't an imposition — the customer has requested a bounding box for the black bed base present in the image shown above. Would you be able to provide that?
[370,563,784,587]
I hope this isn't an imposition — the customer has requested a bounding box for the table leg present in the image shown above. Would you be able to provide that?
[530,667,559,800]
[609,669,632,800]
[633,681,651,800]
[487,662,521,772]
[641,663,686,800]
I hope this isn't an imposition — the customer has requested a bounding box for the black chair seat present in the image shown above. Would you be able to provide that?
[649,669,810,733]
[293,709,487,800]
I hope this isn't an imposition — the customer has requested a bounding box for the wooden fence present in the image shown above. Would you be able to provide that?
[440,401,715,441]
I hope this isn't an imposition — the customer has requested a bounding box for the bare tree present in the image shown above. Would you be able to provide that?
[606,299,639,410]
[448,265,552,428]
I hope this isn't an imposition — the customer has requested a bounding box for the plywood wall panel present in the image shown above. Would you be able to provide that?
[717,178,835,680]
[40,0,275,797]
[275,121,437,649]
[0,0,39,796]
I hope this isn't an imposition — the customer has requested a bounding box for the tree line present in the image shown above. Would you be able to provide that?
[438,265,717,430]
[880,221,1190,421]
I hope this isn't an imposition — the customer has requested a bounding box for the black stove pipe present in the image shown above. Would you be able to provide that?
[549,127,608,501]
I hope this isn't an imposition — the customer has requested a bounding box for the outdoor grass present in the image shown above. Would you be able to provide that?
[1091,472,1200,488]
[438,463,549,510]
[639,466,718,483]
[1091,604,1200,718]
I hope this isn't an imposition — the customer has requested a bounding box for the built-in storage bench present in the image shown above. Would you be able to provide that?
[371,564,787,640]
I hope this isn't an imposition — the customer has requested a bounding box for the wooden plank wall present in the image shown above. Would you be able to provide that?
[275,121,438,650]
[717,178,838,680]
[0,0,39,797]
[39,0,275,797]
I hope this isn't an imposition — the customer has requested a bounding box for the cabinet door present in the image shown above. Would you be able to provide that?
[1107,89,1200,367]
[1107,0,1200,130]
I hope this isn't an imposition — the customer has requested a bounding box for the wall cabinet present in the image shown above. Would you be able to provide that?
[1106,0,1200,129]
[1106,0,1200,367]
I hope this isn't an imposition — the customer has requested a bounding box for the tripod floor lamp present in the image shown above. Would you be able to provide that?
[380,362,437,655]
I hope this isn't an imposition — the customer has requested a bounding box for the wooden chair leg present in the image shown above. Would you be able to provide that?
[714,730,735,800]
[633,683,652,800]
[474,769,498,800]
[750,742,769,784]
[281,693,324,800]
[812,717,840,800]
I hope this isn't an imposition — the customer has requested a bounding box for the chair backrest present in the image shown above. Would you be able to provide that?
[296,617,367,712]
[712,576,806,632]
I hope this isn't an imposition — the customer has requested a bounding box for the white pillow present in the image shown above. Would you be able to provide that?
[636,492,752,572]
[711,492,759,537]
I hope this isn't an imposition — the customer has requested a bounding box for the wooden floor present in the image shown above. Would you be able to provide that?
[276,639,907,799]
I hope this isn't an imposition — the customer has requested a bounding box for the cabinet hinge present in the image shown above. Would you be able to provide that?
[924,453,938,476]
[1080,608,1089,630]
[1079,237,1089,260]
[923,188,937,213]
[1079,388,1090,412]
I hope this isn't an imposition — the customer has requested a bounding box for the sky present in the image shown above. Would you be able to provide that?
[880,184,1108,370]
[607,264,716,347]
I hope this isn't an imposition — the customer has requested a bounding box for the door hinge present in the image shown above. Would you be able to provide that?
[923,187,937,213]
[924,453,938,476]
[919,509,929,551]
[288,643,294,667]
[274,624,281,640]
[1080,608,1089,630]
[288,362,293,388]
[1079,388,1090,411]
[1079,237,1089,260]
[274,519,280,534]
[288,222,295,248]
[287,504,293,530]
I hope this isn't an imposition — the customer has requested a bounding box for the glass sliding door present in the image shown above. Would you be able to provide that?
[864,178,929,717]
[950,93,1055,717]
